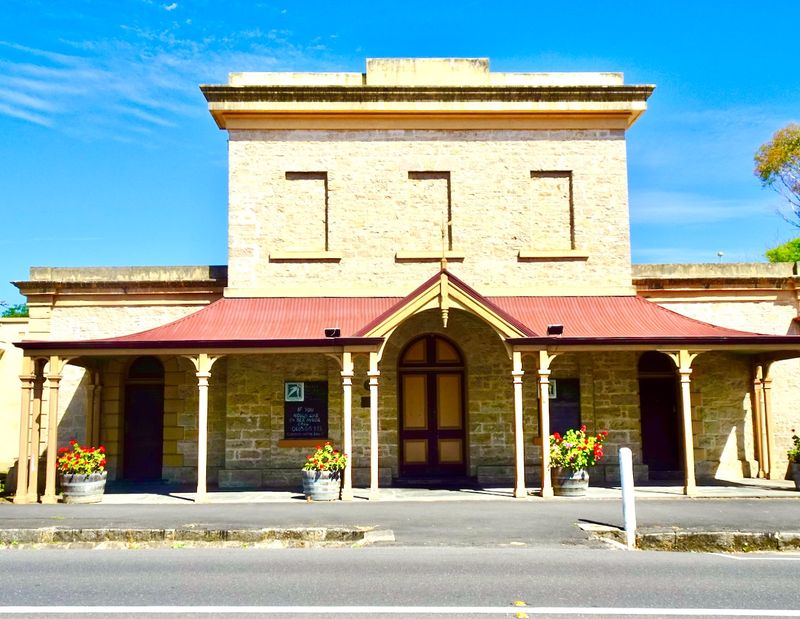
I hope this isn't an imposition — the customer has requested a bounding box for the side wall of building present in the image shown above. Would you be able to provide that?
[635,264,800,478]
[0,318,29,474]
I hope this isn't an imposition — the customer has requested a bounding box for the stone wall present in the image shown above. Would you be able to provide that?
[220,353,344,488]
[227,129,633,296]
[0,318,28,472]
[691,352,756,479]
[642,294,800,477]
[184,310,667,488]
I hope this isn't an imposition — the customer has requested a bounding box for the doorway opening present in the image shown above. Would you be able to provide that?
[638,351,683,480]
[122,356,165,481]
[398,334,467,480]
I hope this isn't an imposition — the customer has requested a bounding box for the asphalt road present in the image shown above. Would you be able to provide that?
[1,546,799,617]
[2,498,799,548]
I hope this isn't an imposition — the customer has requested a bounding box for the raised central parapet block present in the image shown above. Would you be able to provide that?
[202,57,654,131]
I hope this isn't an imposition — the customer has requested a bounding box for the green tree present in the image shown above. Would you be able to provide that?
[754,123,800,226]
[765,237,800,263]
[0,302,28,318]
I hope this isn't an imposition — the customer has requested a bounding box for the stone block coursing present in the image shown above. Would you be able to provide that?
[228,129,633,295]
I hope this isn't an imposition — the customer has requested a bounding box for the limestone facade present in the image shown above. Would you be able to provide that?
[4,60,799,495]
[227,128,633,296]
[0,318,28,472]
[634,263,800,478]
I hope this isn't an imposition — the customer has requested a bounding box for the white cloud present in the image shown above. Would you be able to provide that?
[632,246,765,264]
[0,101,51,126]
[163,3,178,11]
[629,190,774,225]
[0,25,344,140]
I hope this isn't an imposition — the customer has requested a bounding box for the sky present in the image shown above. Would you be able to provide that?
[1,0,799,305]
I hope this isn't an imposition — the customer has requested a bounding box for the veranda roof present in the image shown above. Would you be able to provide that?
[18,270,800,353]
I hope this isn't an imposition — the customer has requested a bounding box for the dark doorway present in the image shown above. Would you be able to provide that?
[638,351,682,480]
[398,334,467,480]
[123,356,165,481]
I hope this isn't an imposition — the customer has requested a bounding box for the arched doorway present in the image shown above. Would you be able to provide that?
[398,334,466,479]
[638,351,682,480]
[123,356,165,481]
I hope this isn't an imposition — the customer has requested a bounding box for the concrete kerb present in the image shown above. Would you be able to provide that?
[0,526,395,549]
[584,525,800,552]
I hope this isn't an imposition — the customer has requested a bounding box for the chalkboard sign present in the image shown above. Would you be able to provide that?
[284,381,328,439]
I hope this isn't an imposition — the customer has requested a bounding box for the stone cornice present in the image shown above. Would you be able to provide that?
[200,84,655,104]
[201,84,654,130]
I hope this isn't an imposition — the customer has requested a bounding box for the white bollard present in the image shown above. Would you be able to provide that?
[619,447,637,549]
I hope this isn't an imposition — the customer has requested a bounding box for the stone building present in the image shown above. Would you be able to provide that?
[7,58,800,503]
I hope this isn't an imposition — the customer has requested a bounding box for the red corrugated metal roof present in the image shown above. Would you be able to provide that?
[111,297,399,342]
[489,295,757,339]
[19,275,800,351]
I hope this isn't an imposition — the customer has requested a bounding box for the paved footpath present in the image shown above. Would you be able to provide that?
[1,486,799,550]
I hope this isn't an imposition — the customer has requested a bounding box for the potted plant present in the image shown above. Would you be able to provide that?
[301,442,348,501]
[788,429,800,491]
[548,425,608,497]
[57,440,107,504]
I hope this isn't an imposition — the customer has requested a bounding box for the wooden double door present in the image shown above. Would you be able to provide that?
[399,335,466,478]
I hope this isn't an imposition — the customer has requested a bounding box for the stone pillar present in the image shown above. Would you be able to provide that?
[187,353,220,503]
[763,365,777,481]
[512,350,526,498]
[91,374,103,447]
[85,382,96,447]
[341,351,354,501]
[13,357,34,504]
[368,351,380,500]
[41,355,63,504]
[27,363,44,502]
[196,369,210,500]
[752,365,766,478]
[678,367,696,496]
[537,351,557,498]
[667,350,699,497]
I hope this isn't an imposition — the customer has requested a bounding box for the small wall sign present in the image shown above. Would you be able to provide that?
[284,381,328,439]
[285,382,304,402]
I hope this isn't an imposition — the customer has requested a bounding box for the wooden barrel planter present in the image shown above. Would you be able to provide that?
[59,471,107,504]
[302,469,341,501]
[551,467,589,497]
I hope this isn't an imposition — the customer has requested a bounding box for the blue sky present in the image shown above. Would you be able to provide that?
[1,0,799,305]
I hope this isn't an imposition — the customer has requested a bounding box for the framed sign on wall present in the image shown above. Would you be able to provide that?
[284,381,328,439]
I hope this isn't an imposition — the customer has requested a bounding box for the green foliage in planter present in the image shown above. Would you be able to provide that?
[788,429,800,464]
[302,441,347,472]
[549,425,608,471]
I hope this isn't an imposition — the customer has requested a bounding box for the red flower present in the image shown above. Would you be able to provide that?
[98,446,106,453]
[580,425,587,433]
[602,431,608,437]
[99,459,107,467]
[58,447,68,454]
[69,439,77,446]
[552,432,561,441]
